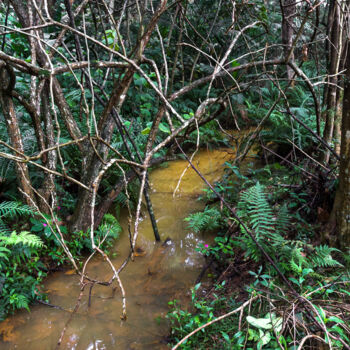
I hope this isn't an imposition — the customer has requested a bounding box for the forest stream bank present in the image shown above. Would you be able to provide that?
[0,141,256,349]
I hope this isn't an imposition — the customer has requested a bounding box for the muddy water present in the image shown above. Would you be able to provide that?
[0,147,253,350]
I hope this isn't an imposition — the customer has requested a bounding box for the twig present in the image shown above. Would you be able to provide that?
[171,296,257,350]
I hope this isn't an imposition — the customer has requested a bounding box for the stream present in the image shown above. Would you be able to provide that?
[0,145,254,349]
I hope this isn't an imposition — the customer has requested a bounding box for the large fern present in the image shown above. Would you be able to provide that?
[0,202,41,264]
[0,231,44,268]
[185,207,222,233]
[309,245,342,268]
[236,183,342,273]
[0,231,44,248]
[0,201,37,235]
[0,201,36,219]
[240,182,276,240]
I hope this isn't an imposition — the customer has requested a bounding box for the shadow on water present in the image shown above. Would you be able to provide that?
[0,143,256,349]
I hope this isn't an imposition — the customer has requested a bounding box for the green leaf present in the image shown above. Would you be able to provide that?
[221,331,230,343]
[141,126,151,135]
[328,316,344,324]
[246,316,272,330]
[272,317,283,334]
[331,325,349,341]
[123,120,131,128]
[314,305,326,322]
[158,122,170,134]
[258,330,271,348]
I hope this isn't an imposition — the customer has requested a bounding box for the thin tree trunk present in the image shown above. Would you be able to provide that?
[331,37,350,249]
[69,0,168,233]
[333,89,343,156]
[321,0,342,163]
[0,65,35,206]
[113,111,160,241]
[281,0,295,83]
[37,86,57,213]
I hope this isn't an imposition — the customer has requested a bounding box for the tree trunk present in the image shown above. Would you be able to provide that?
[281,0,295,83]
[37,86,57,213]
[0,64,35,206]
[69,0,168,233]
[321,0,342,163]
[331,37,350,249]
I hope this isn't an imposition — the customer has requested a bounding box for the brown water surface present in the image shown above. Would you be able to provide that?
[0,144,256,350]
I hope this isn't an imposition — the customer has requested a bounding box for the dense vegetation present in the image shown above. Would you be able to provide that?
[1,0,350,348]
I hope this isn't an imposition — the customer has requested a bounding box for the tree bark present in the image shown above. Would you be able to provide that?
[0,64,35,206]
[321,0,342,164]
[331,37,350,249]
[37,85,57,213]
[281,0,295,83]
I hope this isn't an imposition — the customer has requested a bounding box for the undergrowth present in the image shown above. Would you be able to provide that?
[0,201,121,321]
[168,162,350,349]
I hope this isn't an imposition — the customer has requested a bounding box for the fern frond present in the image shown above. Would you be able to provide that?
[309,245,343,268]
[116,192,128,206]
[289,259,302,275]
[0,201,36,218]
[0,246,10,260]
[240,182,275,236]
[0,231,44,248]
[275,204,290,235]
[14,295,30,311]
[185,207,221,233]
[0,219,10,235]
[99,214,122,236]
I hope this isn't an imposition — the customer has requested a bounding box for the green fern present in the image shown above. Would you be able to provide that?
[0,246,10,260]
[0,202,42,263]
[237,183,280,260]
[236,183,342,272]
[240,182,275,237]
[0,201,37,237]
[309,245,343,268]
[0,231,44,248]
[0,231,44,269]
[99,213,122,237]
[13,294,30,311]
[0,220,10,235]
[185,207,221,233]
[0,201,36,219]
[275,204,290,235]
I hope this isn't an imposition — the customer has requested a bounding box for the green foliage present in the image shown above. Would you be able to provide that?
[309,245,343,268]
[0,201,36,218]
[0,231,44,249]
[0,202,45,320]
[66,214,121,256]
[244,81,321,151]
[167,284,224,349]
[236,183,342,275]
[0,201,37,234]
[94,213,122,251]
[185,206,222,233]
[0,203,122,320]
[169,173,349,349]
[197,236,235,261]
